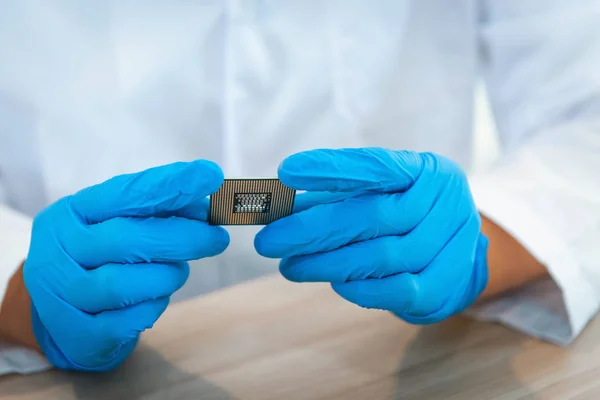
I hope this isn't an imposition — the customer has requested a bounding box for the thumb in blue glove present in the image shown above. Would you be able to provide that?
[24,160,229,371]
[255,148,488,324]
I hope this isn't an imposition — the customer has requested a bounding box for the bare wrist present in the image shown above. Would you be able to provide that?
[0,262,41,350]
[478,215,548,302]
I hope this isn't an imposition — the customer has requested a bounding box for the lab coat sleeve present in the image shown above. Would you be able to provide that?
[466,0,600,345]
[0,203,51,374]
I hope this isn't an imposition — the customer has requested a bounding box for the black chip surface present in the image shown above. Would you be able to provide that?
[233,192,272,214]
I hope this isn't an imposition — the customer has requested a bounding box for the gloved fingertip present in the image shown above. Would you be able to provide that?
[254,226,283,258]
[278,258,302,282]
[189,159,225,194]
[174,261,191,286]
[330,281,360,304]
[331,275,420,313]
[207,226,230,256]
[143,297,171,329]
[278,151,307,171]
[253,228,271,257]
[124,297,171,334]
[277,154,307,189]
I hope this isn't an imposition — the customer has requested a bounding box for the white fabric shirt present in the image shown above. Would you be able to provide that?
[1,0,600,374]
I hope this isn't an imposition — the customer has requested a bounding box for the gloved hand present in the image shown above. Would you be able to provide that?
[24,160,229,372]
[255,148,488,324]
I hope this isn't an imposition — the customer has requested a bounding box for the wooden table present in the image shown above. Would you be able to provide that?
[1,274,600,400]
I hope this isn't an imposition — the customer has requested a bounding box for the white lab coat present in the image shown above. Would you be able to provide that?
[1,0,600,374]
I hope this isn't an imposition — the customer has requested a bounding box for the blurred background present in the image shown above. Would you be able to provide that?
[472,83,500,173]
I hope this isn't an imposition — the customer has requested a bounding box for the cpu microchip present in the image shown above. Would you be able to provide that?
[209,179,295,225]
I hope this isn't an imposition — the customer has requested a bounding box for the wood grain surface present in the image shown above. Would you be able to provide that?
[1,274,599,400]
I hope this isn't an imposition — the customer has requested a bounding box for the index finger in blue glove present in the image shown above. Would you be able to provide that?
[278,148,424,193]
[69,160,224,224]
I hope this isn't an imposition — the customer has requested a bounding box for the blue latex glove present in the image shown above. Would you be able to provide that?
[24,160,229,372]
[255,148,488,324]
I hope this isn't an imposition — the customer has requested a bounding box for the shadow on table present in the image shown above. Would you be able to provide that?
[0,344,235,400]
[390,318,538,400]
